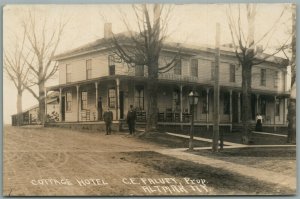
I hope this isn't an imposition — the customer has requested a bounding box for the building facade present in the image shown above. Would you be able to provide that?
[46,26,289,132]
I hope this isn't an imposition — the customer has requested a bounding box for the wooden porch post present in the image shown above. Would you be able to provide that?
[59,88,62,122]
[229,90,232,132]
[206,88,210,131]
[95,82,98,121]
[238,92,241,123]
[180,85,183,122]
[274,96,277,131]
[116,78,120,120]
[76,85,80,122]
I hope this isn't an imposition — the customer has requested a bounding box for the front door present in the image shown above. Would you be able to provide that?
[119,91,124,119]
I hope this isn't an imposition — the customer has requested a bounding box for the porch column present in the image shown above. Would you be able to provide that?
[95,82,98,121]
[238,92,241,123]
[274,96,277,131]
[180,85,183,122]
[116,78,120,120]
[256,94,260,114]
[76,85,80,122]
[59,88,62,122]
[229,90,232,132]
[206,88,210,131]
[283,98,286,124]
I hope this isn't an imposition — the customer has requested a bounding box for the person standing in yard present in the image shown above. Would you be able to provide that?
[255,113,263,132]
[127,105,137,135]
[103,108,113,135]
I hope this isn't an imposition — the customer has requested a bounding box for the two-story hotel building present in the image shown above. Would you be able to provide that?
[46,24,289,132]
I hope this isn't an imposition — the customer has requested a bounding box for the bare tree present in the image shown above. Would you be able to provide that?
[22,9,67,124]
[285,4,296,144]
[4,31,30,125]
[227,4,289,143]
[108,4,180,132]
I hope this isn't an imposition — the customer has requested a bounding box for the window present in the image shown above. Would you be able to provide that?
[66,92,72,111]
[174,59,182,75]
[275,99,280,116]
[230,64,236,82]
[274,71,279,88]
[223,92,230,115]
[135,87,144,110]
[108,88,116,108]
[108,55,115,75]
[202,90,208,114]
[211,62,215,80]
[261,69,266,86]
[81,91,88,110]
[86,59,92,79]
[191,59,198,77]
[66,64,71,83]
[172,90,180,111]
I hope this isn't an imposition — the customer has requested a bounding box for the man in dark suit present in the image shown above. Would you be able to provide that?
[126,105,137,135]
[103,108,113,135]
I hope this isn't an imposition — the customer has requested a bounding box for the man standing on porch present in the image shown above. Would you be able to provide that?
[103,108,113,135]
[127,105,137,135]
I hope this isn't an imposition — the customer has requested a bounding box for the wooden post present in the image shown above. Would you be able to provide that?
[274,96,277,132]
[206,88,210,131]
[76,85,80,122]
[116,78,120,120]
[256,94,260,114]
[44,88,47,124]
[59,88,62,122]
[212,23,220,152]
[238,92,241,123]
[229,90,232,132]
[95,82,98,121]
[180,85,183,122]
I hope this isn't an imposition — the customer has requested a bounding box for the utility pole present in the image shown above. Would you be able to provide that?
[212,23,220,152]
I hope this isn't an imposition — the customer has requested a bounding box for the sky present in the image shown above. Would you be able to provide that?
[3,3,292,124]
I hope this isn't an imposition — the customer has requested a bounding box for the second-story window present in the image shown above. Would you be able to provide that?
[86,59,92,79]
[211,62,215,80]
[81,91,88,110]
[260,69,266,86]
[274,71,279,88]
[66,91,72,111]
[230,64,236,82]
[108,55,115,75]
[66,64,71,83]
[108,88,116,108]
[174,59,182,75]
[191,59,198,77]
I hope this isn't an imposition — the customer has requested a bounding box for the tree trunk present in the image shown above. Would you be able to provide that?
[241,62,252,143]
[287,98,296,144]
[17,90,23,126]
[146,61,159,132]
[38,81,45,124]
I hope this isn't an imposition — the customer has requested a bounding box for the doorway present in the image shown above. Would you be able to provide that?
[61,96,65,121]
[119,91,124,119]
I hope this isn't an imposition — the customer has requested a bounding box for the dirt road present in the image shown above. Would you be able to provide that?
[3,126,296,196]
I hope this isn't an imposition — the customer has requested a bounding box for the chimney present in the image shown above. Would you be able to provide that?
[104,23,112,39]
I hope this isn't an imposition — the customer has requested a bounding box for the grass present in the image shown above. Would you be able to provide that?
[136,131,211,148]
[121,151,295,195]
